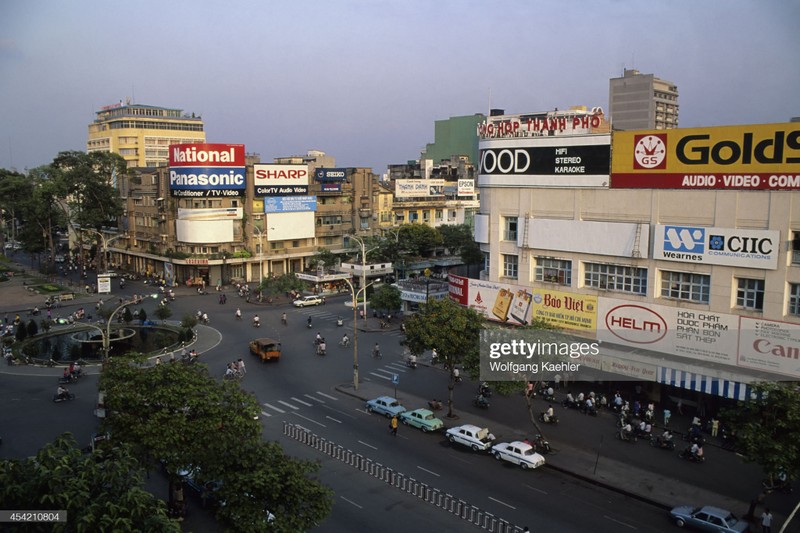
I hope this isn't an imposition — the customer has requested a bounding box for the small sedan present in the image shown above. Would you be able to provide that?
[399,408,444,432]
[669,505,749,532]
[293,295,323,307]
[491,441,546,470]
[446,424,496,452]
[365,396,406,418]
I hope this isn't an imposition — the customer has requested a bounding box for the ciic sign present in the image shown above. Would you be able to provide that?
[653,225,779,270]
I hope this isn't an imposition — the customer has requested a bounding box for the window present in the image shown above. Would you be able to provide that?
[660,271,710,303]
[483,253,490,276]
[504,217,518,241]
[535,258,571,285]
[736,278,764,310]
[502,254,518,279]
[792,232,800,264]
[789,284,800,316]
[584,263,647,295]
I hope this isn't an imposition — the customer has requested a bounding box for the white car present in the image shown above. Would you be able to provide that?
[446,424,496,452]
[491,441,546,470]
[293,295,324,307]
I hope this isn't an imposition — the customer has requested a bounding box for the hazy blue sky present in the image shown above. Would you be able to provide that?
[1,0,798,174]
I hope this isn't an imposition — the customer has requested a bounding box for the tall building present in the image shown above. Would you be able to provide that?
[86,100,205,168]
[609,68,679,130]
[421,113,486,166]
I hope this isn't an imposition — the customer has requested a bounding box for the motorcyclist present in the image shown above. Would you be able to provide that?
[577,392,585,403]
[407,353,417,367]
[621,422,633,440]
[253,315,260,327]
[202,313,209,324]
[341,333,350,347]
[544,404,555,423]
[315,332,322,344]
[317,339,327,355]
[453,367,461,382]
[57,385,70,401]
[372,343,381,358]
[307,316,312,328]
[545,386,554,399]
[479,382,491,396]
[475,393,489,407]
[281,312,288,325]
[584,397,595,414]
[235,308,242,320]
[565,391,575,407]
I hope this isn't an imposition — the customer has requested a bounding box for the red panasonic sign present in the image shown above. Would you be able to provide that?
[604,305,668,344]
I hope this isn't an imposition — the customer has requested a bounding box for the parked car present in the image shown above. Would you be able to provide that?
[669,505,749,532]
[365,396,407,418]
[399,408,444,432]
[293,295,324,307]
[491,441,546,470]
[446,424,496,451]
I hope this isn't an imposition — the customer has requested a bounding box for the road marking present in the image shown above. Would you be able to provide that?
[260,410,270,417]
[488,496,516,510]
[316,391,338,401]
[325,415,342,424]
[291,397,313,407]
[524,484,547,495]
[292,412,326,428]
[304,394,326,403]
[278,400,299,410]
[263,403,285,414]
[373,368,395,376]
[320,404,357,419]
[416,466,441,477]
[603,516,637,530]
[386,364,408,372]
[369,372,391,380]
[340,496,363,509]
[448,454,473,465]
[358,440,378,450]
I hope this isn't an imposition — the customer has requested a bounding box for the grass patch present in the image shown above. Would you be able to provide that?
[36,284,63,293]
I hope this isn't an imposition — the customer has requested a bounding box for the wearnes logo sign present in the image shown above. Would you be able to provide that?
[663,226,705,253]
[655,225,780,269]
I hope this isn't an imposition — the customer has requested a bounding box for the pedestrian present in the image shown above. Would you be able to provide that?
[711,417,719,438]
[155,357,162,366]
[526,381,534,398]
[677,398,683,415]
[237,358,246,375]
[761,508,773,533]
[390,415,398,436]
[431,348,438,364]
[663,408,671,427]
[553,373,561,390]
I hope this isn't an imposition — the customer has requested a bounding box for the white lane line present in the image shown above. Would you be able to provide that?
[340,496,363,509]
[292,412,326,428]
[373,368,394,376]
[278,400,299,410]
[304,394,326,403]
[260,410,270,417]
[320,404,358,419]
[524,484,548,495]
[488,496,516,510]
[358,440,378,450]
[325,415,342,424]
[416,466,441,478]
[291,397,313,407]
[316,391,338,401]
[370,372,391,380]
[263,403,285,414]
[603,516,637,530]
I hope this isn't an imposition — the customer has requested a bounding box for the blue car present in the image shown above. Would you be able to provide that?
[669,505,749,532]
[365,396,406,418]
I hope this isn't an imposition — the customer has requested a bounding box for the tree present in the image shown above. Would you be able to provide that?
[258,273,304,297]
[437,223,473,255]
[26,318,38,337]
[122,307,133,324]
[137,308,147,325]
[154,305,172,323]
[369,284,402,314]
[0,434,179,532]
[402,298,483,417]
[722,382,800,487]
[308,247,338,271]
[397,224,442,257]
[15,324,28,342]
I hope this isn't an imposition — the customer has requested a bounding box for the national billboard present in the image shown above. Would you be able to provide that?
[253,164,309,196]
[610,123,800,190]
[169,143,246,198]
[653,225,779,270]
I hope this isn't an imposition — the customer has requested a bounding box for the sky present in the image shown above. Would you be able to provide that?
[0,0,798,174]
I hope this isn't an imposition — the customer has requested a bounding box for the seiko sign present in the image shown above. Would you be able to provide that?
[653,225,779,270]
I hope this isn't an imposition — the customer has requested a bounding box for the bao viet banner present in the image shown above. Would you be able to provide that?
[169,143,246,198]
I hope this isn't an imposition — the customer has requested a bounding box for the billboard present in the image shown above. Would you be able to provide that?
[394,179,446,198]
[263,196,317,213]
[177,208,243,221]
[478,135,611,188]
[611,123,800,189]
[253,164,309,196]
[169,143,246,197]
[457,179,475,196]
[653,225,779,269]
[315,168,348,182]
[738,317,800,378]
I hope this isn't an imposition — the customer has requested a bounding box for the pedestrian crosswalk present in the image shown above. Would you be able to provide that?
[295,308,406,338]
[261,391,339,417]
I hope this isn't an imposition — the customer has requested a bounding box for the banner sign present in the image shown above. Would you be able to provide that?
[738,318,800,378]
[653,225,779,270]
[320,182,342,193]
[253,164,309,196]
[457,179,475,195]
[169,143,246,197]
[394,179,445,198]
[315,168,348,182]
[611,123,800,189]
[263,196,317,213]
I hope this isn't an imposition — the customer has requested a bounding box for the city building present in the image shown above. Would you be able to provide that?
[421,113,486,167]
[86,100,205,168]
[471,107,800,409]
[609,68,679,130]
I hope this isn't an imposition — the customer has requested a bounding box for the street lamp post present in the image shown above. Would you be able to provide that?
[83,228,127,273]
[85,293,159,365]
[341,276,381,391]
[349,235,374,323]
[253,225,265,281]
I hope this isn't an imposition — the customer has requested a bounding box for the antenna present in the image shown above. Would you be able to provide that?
[488,87,491,117]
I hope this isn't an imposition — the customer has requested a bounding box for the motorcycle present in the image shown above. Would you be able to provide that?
[678,447,705,463]
[561,398,580,410]
[530,434,551,454]
[650,434,676,450]
[478,383,492,397]
[427,399,443,411]
[580,403,598,416]
[406,358,417,369]
[307,319,313,329]
[53,392,76,403]
[336,317,344,327]
[538,412,559,425]
[473,395,490,409]
[615,429,637,443]
[58,374,78,385]
[253,320,261,328]
[316,344,327,356]
[762,474,793,494]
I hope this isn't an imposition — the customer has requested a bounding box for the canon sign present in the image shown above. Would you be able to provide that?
[605,305,668,344]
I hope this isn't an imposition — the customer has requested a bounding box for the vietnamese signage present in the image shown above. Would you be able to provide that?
[611,123,800,189]
[477,109,609,140]
[263,196,317,213]
[315,168,347,182]
[394,179,445,198]
[169,143,246,198]
[253,164,309,196]
[653,225,779,269]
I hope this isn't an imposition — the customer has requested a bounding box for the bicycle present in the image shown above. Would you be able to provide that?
[224,369,244,380]
[339,339,350,348]
[372,348,382,359]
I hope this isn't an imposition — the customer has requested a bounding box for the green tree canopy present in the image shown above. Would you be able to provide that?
[369,284,402,313]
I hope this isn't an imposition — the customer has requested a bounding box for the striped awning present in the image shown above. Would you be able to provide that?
[657,367,751,401]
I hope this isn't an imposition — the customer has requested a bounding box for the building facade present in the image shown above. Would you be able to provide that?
[86,100,206,168]
[609,68,679,131]
[472,109,800,405]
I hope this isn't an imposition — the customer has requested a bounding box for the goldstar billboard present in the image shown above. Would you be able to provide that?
[611,123,800,190]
